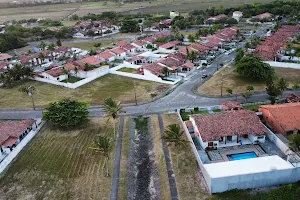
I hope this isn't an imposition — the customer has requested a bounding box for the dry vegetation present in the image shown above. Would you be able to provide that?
[117,117,130,200]
[0,74,169,108]
[162,113,209,200]
[0,118,116,200]
[151,115,171,200]
[0,0,277,23]
[199,66,300,96]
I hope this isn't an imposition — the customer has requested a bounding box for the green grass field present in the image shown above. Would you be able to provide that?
[117,67,137,73]
[62,39,120,50]
[0,118,115,199]
[0,74,169,108]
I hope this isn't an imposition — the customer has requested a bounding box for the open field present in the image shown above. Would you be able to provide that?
[0,0,281,23]
[199,66,300,97]
[0,74,169,108]
[162,113,209,200]
[62,39,120,50]
[0,117,115,200]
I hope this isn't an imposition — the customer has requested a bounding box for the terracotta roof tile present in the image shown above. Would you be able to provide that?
[191,110,267,142]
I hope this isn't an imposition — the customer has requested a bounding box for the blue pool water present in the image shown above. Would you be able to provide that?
[227,152,257,161]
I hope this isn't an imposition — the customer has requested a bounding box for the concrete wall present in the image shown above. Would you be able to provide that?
[264,125,289,154]
[0,119,44,175]
[265,61,300,70]
[210,167,300,193]
[74,66,109,78]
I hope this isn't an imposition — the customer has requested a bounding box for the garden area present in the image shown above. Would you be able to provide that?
[0,118,115,200]
[61,76,83,83]
[0,74,169,108]
[180,109,209,121]
[117,67,137,73]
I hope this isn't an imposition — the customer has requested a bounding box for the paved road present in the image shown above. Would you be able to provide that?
[1,25,294,119]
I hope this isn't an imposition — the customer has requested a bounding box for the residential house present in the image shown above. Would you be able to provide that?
[259,103,300,136]
[96,50,116,62]
[0,119,36,152]
[140,62,171,79]
[74,56,102,68]
[0,62,13,73]
[125,56,149,65]
[20,54,42,67]
[73,31,88,39]
[131,40,147,51]
[159,40,181,50]
[189,110,267,149]
[206,14,228,22]
[253,12,272,20]
[55,46,72,58]
[110,47,126,59]
[232,11,243,21]
[39,66,68,81]
[0,53,12,62]
[118,41,136,53]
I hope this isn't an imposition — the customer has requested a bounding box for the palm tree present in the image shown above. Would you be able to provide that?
[90,135,113,177]
[74,66,79,77]
[188,50,198,63]
[19,85,36,110]
[61,67,70,81]
[103,97,126,139]
[38,52,45,66]
[39,41,47,50]
[161,124,189,169]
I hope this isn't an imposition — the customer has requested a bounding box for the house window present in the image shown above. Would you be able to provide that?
[257,136,264,139]
[227,136,232,142]
[287,131,293,136]
[219,137,223,143]
[208,142,213,147]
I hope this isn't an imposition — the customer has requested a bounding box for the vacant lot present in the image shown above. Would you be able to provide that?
[0,0,279,22]
[199,66,300,96]
[163,113,209,200]
[62,39,120,50]
[0,74,169,108]
[0,118,115,200]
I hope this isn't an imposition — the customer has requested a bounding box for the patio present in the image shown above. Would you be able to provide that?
[205,138,286,163]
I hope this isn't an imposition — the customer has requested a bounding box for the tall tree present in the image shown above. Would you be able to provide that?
[39,41,47,50]
[48,42,56,51]
[236,54,274,80]
[161,124,189,169]
[90,135,113,177]
[266,75,282,104]
[226,88,233,96]
[188,50,198,63]
[19,85,36,110]
[234,48,244,64]
[277,77,288,92]
[246,85,254,92]
[103,98,125,139]
[56,39,62,47]
[242,91,252,103]
[43,99,89,127]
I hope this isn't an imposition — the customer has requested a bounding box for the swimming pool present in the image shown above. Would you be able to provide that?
[227,152,257,161]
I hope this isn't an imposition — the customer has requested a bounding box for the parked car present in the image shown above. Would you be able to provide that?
[202,74,208,79]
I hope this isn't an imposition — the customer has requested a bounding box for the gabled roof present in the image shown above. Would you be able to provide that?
[143,62,165,76]
[191,110,267,142]
[75,56,101,66]
[132,40,147,46]
[182,62,194,68]
[44,67,66,77]
[97,51,115,59]
[254,12,272,19]
[159,40,181,49]
[0,119,36,145]
[259,103,300,132]
[0,53,12,60]
[221,101,242,111]
[110,47,126,55]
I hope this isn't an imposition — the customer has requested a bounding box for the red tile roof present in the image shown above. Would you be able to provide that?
[221,101,242,111]
[110,47,126,55]
[44,67,66,77]
[0,53,12,60]
[132,40,147,46]
[207,14,228,21]
[76,56,101,66]
[159,40,181,49]
[55,46,70,52]
[0,119,36,146]
[143,63,165,76]
[182,62,194,68]
[259,103,300,132]
[254,12,272,19]
[0,61,11,70]
[191,110,267,142]
[159,56,184,68]
[285,94,300,103]
[97,51,115,59]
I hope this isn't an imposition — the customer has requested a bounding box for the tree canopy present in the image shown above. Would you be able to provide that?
[43,99,89,127]
[236,54,274,80]
[120,20,139,33]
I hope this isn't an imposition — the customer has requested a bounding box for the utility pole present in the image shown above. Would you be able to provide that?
[133,80,137,105]
[220,73,224,97]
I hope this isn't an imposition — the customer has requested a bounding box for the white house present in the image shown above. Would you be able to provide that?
[188,110,267,150]
[110,47,126,59]
[73,32,88,39]
[232,11,243,21]
[131,40,147,51]
[170,11,179,19]
[0,62,13,73]
[96,50,116,62]
[39,66,68,81]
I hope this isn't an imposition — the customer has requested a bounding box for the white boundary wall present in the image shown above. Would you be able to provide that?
[265,61,300,69]
[177,108,300,194]
[264,124,290,153]
[0,119,44,175]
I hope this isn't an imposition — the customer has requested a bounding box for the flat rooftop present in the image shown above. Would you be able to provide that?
[204,155,294,178]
